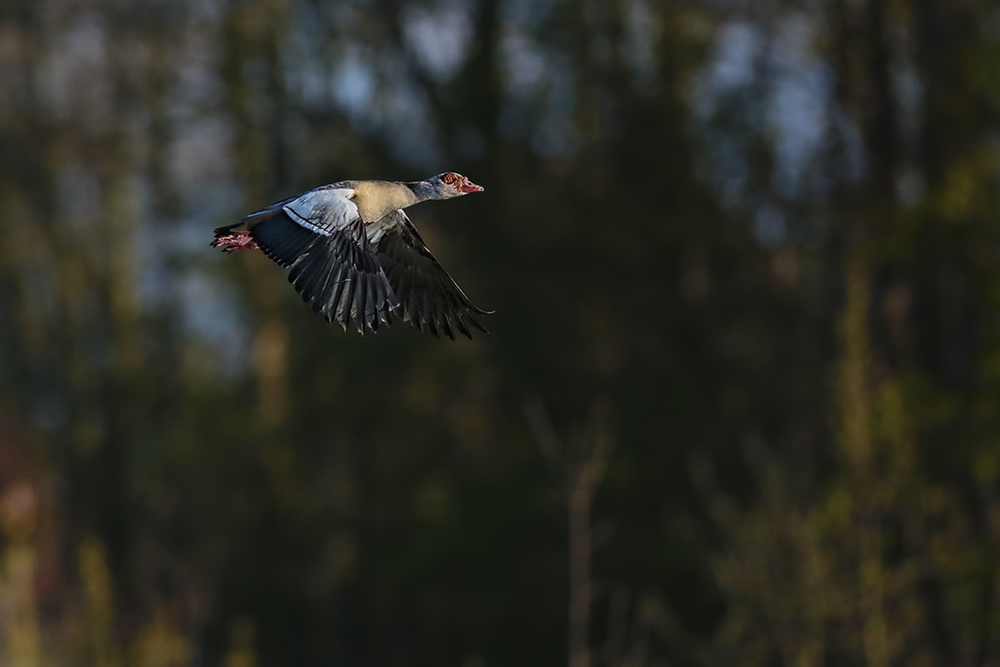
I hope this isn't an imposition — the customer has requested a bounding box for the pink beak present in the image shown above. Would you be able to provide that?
[460,177,484,193]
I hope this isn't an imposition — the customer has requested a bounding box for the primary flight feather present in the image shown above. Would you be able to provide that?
[212,172,491,340]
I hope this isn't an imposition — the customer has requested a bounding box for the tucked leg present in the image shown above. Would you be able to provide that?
[211,232,259,253]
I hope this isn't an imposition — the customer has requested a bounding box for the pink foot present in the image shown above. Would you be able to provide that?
[212,232,259,253]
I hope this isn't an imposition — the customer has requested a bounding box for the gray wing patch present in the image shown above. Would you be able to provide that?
[244,187,397,333]
[282,188,358,236]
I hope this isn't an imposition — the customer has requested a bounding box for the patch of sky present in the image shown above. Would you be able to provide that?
[57,163,102,228]
[186,0,224,22]
[895,169,925,207]
[113,167,231,327]
[532,54,579,158]
[690,21,762,207]
[169,27,226,118]
[384,79,444,166]
[690,21,762,142]
[500,28,548,98]
[709,137,753,209]
[313,0,364,26]
[754,205,787,247]
[831,107,867,183]
[297,60,331,110]
[766,14,834,198]
[889,28,923,148]
[131,195,168,312]
[498,22,580,158]
[695,21,761,110]
[283,3,336,111]
[56,164,143,273]
[173,181,243,256]
[693,15,848,211]
[169,115,234,194]
[500,0,561,30]
[329,44,443,166]
[498,0,574,146]
[37,16,112,124]
[143,171,248,377]
[176,269,249,378]
[891,56,922,121]
[622,0,660,86]
[146,204,249,384]
[333,48,376,119]
[241,58,270,96]
[402,0,475,81]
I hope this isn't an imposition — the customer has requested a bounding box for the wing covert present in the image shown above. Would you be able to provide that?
[245,188,398,333]
[281,188,358,236]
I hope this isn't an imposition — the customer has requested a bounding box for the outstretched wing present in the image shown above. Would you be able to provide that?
[245,187,399,333]
[368,209,491,340]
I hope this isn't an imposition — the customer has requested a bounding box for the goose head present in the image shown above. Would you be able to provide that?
[414,172,484,201]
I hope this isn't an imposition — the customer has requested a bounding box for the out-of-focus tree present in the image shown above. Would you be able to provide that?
[0,0,997,665]
[672,0,1000,664]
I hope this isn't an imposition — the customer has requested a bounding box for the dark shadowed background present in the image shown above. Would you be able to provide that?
[0,0,999,665]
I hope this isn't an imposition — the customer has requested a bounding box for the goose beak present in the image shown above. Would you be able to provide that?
[460,177,484,193]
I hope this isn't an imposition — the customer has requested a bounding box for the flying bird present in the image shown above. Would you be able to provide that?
[212,172,491,340]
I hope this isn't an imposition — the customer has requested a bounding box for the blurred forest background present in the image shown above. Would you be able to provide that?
[0,0,999,665]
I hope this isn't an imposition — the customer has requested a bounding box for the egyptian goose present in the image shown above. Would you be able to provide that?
[211,172,490,340]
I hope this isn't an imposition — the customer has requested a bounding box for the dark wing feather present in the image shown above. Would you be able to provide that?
[370,209,491,341]
[248,205,398,334]
[251,213,317,268]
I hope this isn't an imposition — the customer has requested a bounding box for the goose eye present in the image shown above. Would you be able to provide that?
[443,173,457,184]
